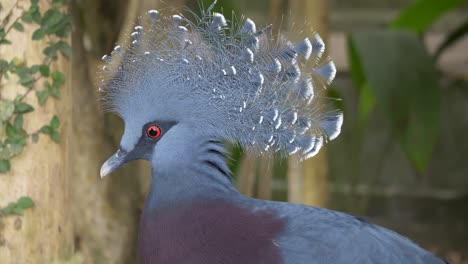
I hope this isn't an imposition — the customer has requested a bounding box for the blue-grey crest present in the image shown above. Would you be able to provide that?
[98,2,342,177]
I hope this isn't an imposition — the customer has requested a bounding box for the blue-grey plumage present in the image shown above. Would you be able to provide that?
[98,2,446,263]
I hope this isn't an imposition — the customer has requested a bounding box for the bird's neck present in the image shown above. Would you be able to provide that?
[144,123,239,212]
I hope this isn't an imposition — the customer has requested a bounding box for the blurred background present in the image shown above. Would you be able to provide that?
[0,0,467,263]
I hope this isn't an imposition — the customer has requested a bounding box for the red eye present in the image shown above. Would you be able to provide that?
[146,125,161,139]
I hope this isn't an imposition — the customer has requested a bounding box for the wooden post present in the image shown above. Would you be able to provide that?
[287,0,330,207]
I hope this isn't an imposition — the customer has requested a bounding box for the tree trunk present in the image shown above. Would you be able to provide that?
[287,0,330,207]
[0,1,73,263]
[70,4,142,262]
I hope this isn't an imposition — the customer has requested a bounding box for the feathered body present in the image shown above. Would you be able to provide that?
[98,2,446,263]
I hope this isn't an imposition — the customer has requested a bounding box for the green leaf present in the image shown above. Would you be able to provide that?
[0,100,15,121]
[32,28,46,40]
[31,133,39,143]
[51,71,65,87]
[43,45,58,58]
[30,7,42,24]
[5,122,27,141]
[40,125,52,134]
[357,83,376,128]
[0,147,11,159]
[50,130,60,143]
[36,90,49,105]
[0,28,5,38]
[39,64,50,77]
[41,9,62,29]
[5,123,16,138]
[50,86,60,98]
[0,60,9,72]
[13,114,23,129]
[17,197,34,209]
[0,159,11,173]
[50,115,60,129]
[13,22,24,32]
[13,207,24,215]
[21,12,33,23]
[391,0,466,33]
[15,102,34,113]
[435,18,468,59]
[0,39,12,45]
[349,31,441,172]
[1,203,16,214]
[19,75,35,88]
[29,65,40,73]
[56,41,71,58]
[347,37,376,129]
[10,142,24,156]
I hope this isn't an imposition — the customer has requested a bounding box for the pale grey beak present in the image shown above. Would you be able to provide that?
[100,149,128,178]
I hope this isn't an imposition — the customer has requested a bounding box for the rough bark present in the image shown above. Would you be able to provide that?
[70,6,142,263]
[287,0,330,207]
[0,1,73,263]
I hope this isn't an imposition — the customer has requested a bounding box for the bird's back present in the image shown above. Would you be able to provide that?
[247,198,447,264]
[138,194,446,264]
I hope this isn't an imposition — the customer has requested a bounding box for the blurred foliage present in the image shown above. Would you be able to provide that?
[347,0,467,173]
[435,18,468,58]
[391,0,466,33]
[186,0,238,18]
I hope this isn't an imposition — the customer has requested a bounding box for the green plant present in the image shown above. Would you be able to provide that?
[346,0,467,173]
[0,0,71,173]
[1,196,34,215]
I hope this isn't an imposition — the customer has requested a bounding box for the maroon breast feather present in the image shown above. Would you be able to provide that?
[138,199,285,264]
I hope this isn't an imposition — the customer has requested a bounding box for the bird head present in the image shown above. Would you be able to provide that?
[99,4,343,178]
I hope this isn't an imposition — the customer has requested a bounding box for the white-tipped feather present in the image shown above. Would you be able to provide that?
[211,12,227,29]
[253,72,264,86]
[102,55,110,63]
[241,48,254,63]
[296,135,315,154]
[320,113,343,140]
[295,79,314,102]
[241,18,256,34]
[293,38,313,60]
[303,136,324,159]
[131,32,140,40]
[266,59,282,73]
[284,112,298,124]
[311,33,325,60]
[314,60,336,84]
[98,5,343,160]
[134,26,143,32]
[173,15,182,27]
[148,10,158,22]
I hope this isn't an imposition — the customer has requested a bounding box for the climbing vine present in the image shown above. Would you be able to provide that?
[1,196,34,215]
[0,0,71,214]
[0,0,71,174]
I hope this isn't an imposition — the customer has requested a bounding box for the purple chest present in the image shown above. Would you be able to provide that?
[138,199,285,264]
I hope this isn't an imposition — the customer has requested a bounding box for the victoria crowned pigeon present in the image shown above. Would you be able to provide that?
[98,2,446,263]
